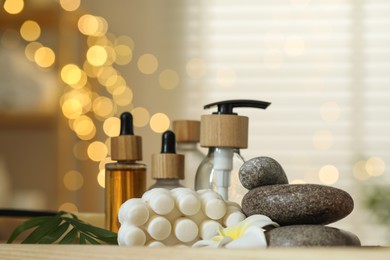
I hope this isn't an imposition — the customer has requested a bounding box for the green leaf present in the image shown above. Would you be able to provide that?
[79,233,87,244]
[7,216,55,243]
[63,217,117,244]
[83,235,100,245]
[59,228,78,244]
[38,222,70,244]
[22,217,62,244]
[7,211,118,245]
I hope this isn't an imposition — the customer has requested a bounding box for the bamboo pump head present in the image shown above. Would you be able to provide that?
[152,130,184,179]
[111,112,142,161]
[200,99,271,149]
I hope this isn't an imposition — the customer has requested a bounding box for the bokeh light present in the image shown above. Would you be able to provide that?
[62,99,83,119]
[20,20,41,41]
[58,202,78,212]
[186,58,206,78]
[114,44,133,65]
[97,170,105,188]
[113,86,133,106]
[366,156,386,177]
[284,36,306,57]
[3,0,24,14]
[320,101,341,122]
[93,96,114,118]
[24,42,43,61]
[103,117,120,137]
[99,157,114,171]
[137,53,158,74]
[318,165,339,185]
[131,107,150,127]
[73,141,90,161]
[59,0,80,12]
[313,130,334,150]
[87,45,108,66]
[73,115,95,138]
[353,160,370,181]
[63,170,84,191]
[216,68,236,87]
[159,69,180,89]
[104,137,111,156]
[150,113,170,133]
[34,46,55,68]
[88,141,108,162]
[78,14,108,37]
[61,64,82,85]
[97,66,118,87]
[115,35,135,50]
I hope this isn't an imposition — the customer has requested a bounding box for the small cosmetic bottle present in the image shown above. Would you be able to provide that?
[173,120,204,190]
[105,112,146,232]
[149,130,185,190]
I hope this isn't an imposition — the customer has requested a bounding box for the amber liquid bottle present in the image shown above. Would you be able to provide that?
[105,112,146,232]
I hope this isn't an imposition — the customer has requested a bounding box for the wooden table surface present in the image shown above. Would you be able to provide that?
[0,245,389,260]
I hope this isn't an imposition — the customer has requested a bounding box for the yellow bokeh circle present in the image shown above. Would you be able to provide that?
[131,107,150,127]
[63,170,84,191]
[103,117,120,137]
[137,53,158,74]
[150,113,170,133]
[34,47,55,68]
[87,141,108,162]
[20,20,41,41]
[159,69,180,90]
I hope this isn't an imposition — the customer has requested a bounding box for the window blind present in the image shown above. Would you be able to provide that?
[182,0,390,245]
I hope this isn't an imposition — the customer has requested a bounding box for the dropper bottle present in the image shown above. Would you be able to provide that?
[173,120,204,189]
[195,100,270,203]
[149,130,185,190]
[105,112,146,232]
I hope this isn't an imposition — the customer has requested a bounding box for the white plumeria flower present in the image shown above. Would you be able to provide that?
[192,215,279,248]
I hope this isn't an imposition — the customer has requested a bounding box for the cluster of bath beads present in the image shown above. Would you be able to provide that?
[117,187,246,247]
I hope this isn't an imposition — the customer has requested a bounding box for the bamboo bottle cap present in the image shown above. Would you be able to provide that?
[111,135,142,161]
[200,99,271,149]
[172,120,200,143]
[111,112,142,161]
[151,130,184,179]
[200,114,249,148]
[152,154,184,179]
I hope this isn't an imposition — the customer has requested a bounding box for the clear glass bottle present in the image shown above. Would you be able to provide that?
[105,112,146,232]
[194,99,270,203]
[149,130,185,190]
[173,120,204,190]
[195,147,246,203]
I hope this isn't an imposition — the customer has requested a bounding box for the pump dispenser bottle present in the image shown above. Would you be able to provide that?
[105,112,146,232]
[195,100,270,203]
[173,120,204,189]
[149,130,185,190]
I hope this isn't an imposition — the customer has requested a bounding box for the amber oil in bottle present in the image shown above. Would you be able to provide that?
[105,112,146,232]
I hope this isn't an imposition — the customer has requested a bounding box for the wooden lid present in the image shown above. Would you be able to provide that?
[172,120,200,143]
[151,154,184,179]
[200,114,248,148]
[111,135,142,161]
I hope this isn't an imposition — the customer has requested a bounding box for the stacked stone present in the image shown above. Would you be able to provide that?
[239,156,361,247]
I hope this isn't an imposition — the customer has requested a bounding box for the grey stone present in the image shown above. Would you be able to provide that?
[239,156,288,189]
[266,225,361,247]
[242,184,354,225]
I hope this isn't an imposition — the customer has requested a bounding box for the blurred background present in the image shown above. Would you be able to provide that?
[0,0,389,245]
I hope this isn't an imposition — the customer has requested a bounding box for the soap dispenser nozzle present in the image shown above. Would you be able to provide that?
[196,99,271,202]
